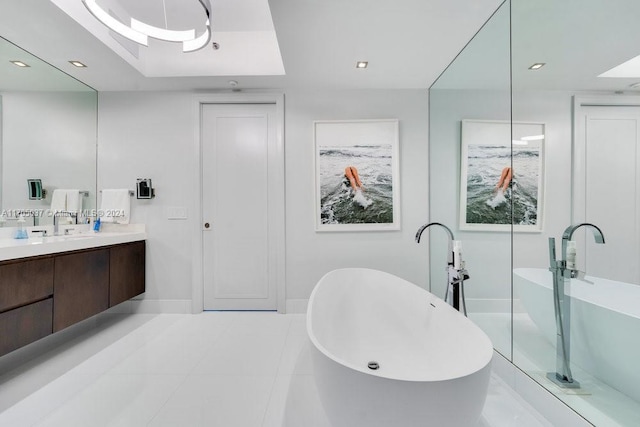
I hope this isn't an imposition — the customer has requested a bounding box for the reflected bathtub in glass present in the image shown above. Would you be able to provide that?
[514,267,640,404]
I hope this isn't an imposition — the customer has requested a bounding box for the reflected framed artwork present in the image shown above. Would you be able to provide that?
[314,119,400,232]
[460,120,545,232]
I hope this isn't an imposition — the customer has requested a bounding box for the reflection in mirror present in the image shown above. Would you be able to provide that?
[0,36,97,229]
[508,0,640,425]
[428,2,512,358]
[511,0,640,424]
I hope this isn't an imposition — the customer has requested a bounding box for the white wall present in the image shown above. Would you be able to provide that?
[1,91,97,225]
[97,89,429,310]
[98,92,195,306]
[285,89,430,299]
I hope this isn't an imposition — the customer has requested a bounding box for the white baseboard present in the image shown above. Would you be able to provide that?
[104,299,192,314]
[492,352,592,427]
[285,298,524,315]
[466,298,526,313]
[285,299,308,314]
[105,301,133,314]
[131,299,192,314]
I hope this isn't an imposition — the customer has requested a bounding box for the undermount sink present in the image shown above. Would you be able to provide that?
[52,234,95,241]
[31,234,95,243]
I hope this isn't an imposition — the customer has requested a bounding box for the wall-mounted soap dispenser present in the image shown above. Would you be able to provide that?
[136,178,155,199]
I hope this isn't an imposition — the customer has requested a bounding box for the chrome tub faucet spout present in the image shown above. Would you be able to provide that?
[415,222,454,264]
[547,223,605,388]
[416,222,470,315]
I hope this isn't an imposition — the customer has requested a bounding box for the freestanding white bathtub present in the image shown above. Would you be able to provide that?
[307,268,493,427]
[514,267,640,403]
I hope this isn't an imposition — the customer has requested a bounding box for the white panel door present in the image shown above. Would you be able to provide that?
[202,103,278,310]
[578,106,640,284]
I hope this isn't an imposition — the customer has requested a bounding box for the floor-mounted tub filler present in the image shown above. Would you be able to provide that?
[546,223,605,388]
[307,268,493,427]
[515,267,640,404]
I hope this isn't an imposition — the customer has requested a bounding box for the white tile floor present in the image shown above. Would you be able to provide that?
[472,312,640,427]
[0,312,553,427]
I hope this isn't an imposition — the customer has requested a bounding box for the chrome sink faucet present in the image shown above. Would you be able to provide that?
[52,212,78,236]
[53,212,60,236]
[547,222,605,388]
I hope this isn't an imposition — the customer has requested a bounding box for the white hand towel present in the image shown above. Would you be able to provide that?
[100,189,131,224]
[64,190,81,213]
[50,189,67,213]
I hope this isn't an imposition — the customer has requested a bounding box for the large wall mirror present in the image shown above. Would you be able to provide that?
[0,36,97,227]
[511,0,640,425]
[430,0,640,425]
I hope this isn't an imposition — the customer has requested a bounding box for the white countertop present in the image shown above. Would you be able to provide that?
[0,224,146,261]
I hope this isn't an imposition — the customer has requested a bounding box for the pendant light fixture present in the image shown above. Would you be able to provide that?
[82,0,212,53]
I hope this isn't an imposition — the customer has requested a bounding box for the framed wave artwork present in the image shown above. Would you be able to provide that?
[314,119,400,232]
[460,120,545,232]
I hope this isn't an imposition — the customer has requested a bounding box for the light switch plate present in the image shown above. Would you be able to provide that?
[167,206,188,220]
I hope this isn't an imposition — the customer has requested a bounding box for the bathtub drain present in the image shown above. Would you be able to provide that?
[368,361,380,370]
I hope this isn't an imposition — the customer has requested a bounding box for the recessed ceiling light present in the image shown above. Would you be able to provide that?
[528,63,545,70]
[10,60,30,68]
[356,61,368,69]
[69,61,87,68]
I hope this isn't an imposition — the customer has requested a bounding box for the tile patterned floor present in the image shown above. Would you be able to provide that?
[0,313,552,426]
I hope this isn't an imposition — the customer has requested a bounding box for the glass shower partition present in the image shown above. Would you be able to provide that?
[428,1,512,359]
[430,0,640,425]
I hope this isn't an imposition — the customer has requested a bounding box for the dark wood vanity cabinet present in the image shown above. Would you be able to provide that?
[0,240,145,357]
[109,241,145,307]
[0,299,53,356]
[0,257,54,312]
[0,257,54,355]
[53,248,110,332]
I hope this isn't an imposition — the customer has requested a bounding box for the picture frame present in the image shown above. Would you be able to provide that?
[460,120,545,232]
[314,119,400,232]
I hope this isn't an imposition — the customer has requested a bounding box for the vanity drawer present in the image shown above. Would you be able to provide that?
[110,241,145,307]
[53,248,109,332]
[0,298,53,356]
[0,257,54,312]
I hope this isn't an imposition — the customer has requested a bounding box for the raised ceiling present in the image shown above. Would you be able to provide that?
[51,0,286,78]
[0,0,503,91]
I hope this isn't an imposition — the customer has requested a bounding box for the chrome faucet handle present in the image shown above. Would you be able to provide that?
[570,270,594,284]
[457,267,470,282]
[31,229,48,237]
[448,266,470,284]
